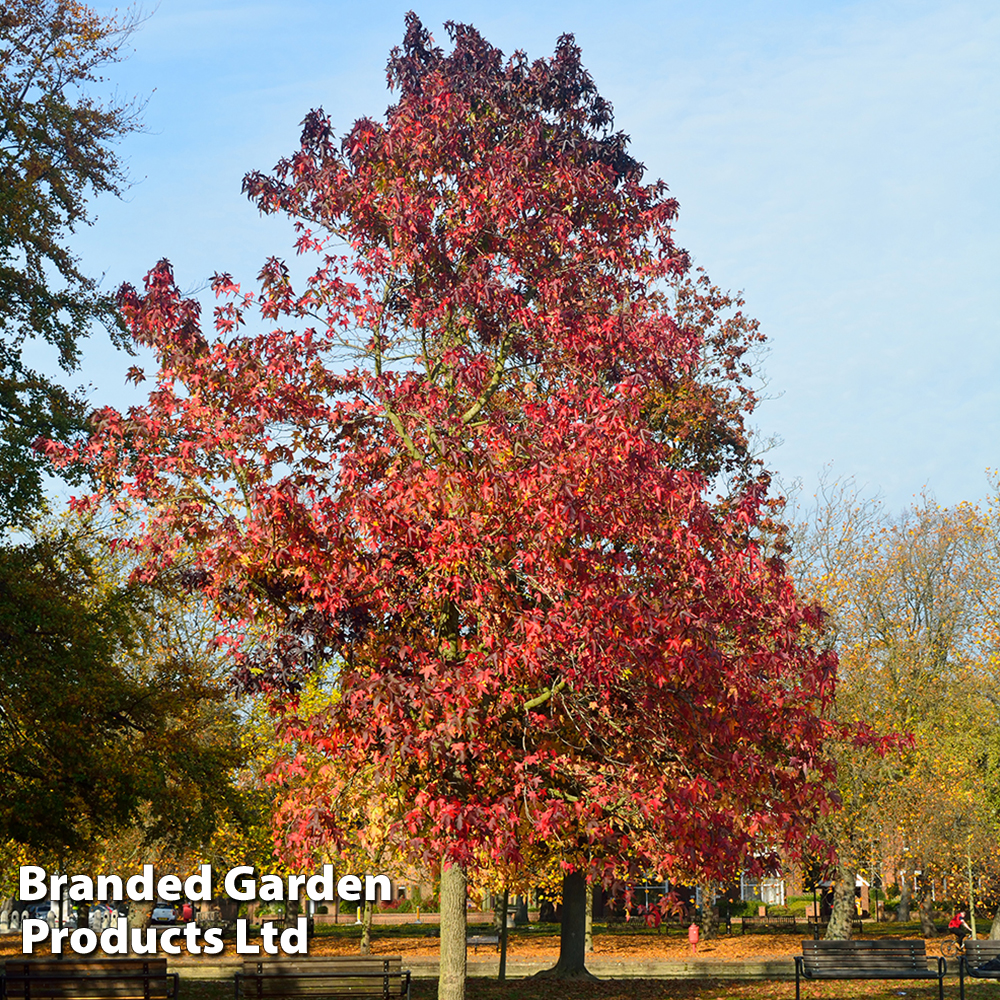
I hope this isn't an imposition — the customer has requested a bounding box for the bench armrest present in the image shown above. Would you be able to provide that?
[937,956,946,978]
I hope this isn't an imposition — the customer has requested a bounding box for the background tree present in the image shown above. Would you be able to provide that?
[0,0,143,527]
[266,666,416,954]
[791,477,1000,938]
[0,514,245,856]
[71,17,839,997]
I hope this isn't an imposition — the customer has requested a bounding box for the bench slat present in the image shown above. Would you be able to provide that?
[236,957,409,1000]
[796,938,945,998]
[242,964,402,974]
[961,939,1000,991]
[2,959,176,1000]
[4,989,172,999]
[4,964,169,974]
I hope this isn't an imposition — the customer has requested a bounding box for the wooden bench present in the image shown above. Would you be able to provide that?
[959,939,1000,999]
[605,914,646,928]
[606,913,676,930]
[1,959,178,1000]
[806,916,864,939]
[466,933,499,954]
[794,939,945,1000]
[235,957,410,1000]
[740,914,797,933]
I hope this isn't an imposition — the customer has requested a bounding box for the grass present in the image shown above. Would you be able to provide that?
[311,922,444,940]
[306,917,944,941]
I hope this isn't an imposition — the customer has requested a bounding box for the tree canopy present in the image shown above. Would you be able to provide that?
[61,16,840,993]
[0,518,244,855]
[0,0,142,527]
[791,477,1000,937]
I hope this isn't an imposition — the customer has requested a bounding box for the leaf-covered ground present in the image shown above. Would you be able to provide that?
[0,923,969,962]
[175,976,996,1000]
[3,924,988,998]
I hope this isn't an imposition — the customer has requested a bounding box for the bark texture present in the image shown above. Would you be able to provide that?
[824,860,856,940]
[700,883,719,939]
[917,874,937,937]
[438,862,467,1000]
[898,876,911,922]
[127,900,154,930]
[360,898,373,954]
[498,888,509,981]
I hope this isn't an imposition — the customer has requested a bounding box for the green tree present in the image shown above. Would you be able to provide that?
[0,517,244,855]
[0,0,143,527]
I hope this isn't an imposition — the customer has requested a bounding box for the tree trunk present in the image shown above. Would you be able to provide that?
[128,899,154,930]
[438,861,467,1000]
[916,874,937,937]
[360,898,373,954]
[534,871,598,980]
[700,883,718,940]
[498,888,509,981]
[824,859,856,940]
[584,882,593,953]
[898,874,911,922]
[988,904,1000,940]
[492,889,505,932]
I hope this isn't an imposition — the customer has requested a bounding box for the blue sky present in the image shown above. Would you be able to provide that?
[71,0,998,513]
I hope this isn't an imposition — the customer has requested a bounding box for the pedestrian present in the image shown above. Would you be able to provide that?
[182,901,193,922]
[688,920,699,956]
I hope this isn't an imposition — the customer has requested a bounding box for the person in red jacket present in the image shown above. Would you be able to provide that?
[949,910,972,947]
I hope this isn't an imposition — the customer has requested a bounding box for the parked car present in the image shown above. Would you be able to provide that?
[150,902,177,924]
[23,901,51,920]
[151,902,177,923]
[20,901,78,927]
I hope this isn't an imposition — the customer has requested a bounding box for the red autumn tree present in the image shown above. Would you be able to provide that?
[63,17,838,995]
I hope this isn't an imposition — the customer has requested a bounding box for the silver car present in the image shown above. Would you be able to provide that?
[150,902,177,924]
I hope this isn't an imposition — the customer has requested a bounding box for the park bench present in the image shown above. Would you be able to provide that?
[466,931,499,954]
[959,939,1000,999]
[1,958,178,1000]
[235,957,410,1000]
[805,916,863,939]
[794,939,945,1000]
[740,914,797,933]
